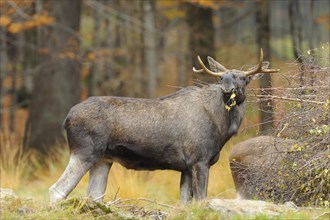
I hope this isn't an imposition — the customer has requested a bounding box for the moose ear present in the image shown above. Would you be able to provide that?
[207,56,228,72]
[247,61,270,80]
[262,61,270,69]
[249,73,263,80]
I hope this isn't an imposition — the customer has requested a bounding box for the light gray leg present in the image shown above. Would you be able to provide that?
[180,170,193,203]
[49,154,94,203]
[192,163,209,201]
[87,162,112,202]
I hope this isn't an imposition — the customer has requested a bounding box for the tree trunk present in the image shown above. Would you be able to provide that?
[132,0,145,98]
[308,0,316,88]
[102,0,114,96]
[25,0,82,156]
[219,6,238,45]
[185,3,215,83]
[89,2,102,96]
[143,0,159,98]
[177,22,189,88]
[0,26,7,130]
[255,0,274,133]
[289,0,304,87]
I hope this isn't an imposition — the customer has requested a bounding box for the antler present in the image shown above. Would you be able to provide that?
[192,67,204,73]
[244,48,280,76]
[193,56,227,77]
[193,49,279,77]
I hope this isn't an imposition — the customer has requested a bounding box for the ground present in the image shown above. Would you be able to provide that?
[1,188,329,220]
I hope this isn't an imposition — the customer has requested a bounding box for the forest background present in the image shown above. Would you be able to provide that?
[0,0,330,210]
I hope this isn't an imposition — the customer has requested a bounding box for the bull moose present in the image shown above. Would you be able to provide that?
[49,49,279,203]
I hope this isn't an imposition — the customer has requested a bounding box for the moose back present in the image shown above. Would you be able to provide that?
[49,50,279,203]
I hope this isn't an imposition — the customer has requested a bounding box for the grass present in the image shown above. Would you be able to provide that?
[2,196,329,220]
[1,131,329,219]
[169,203,330,220]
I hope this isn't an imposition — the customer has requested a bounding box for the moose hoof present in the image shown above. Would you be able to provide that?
[49,186,65,204]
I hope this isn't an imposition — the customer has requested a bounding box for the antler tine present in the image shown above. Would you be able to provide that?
[245,48,280,76]
[194,56,226,77]
[192,67,204,73]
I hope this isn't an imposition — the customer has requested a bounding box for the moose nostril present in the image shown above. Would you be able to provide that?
[231,88,236,93]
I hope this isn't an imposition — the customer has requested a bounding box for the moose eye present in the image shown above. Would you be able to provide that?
[240,76,246,81]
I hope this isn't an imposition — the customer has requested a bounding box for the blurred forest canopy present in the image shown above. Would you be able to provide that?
[0,0,329,158]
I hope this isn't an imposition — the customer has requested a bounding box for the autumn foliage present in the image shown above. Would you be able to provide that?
[0,0,54,33]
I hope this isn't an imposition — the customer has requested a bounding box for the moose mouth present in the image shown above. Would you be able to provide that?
[223,92,234,104]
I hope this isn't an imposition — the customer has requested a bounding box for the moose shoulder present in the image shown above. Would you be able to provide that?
[49,49,279,203]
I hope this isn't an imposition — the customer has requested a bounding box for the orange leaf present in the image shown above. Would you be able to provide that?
[87,52,96,61]
[0,16,11,27]
[8,22,23,33]
[315,14,330,24]
[23,20,36,29]
[183,0,224,10]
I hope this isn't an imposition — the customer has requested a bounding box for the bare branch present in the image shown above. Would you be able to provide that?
[254,94,326,105]
[312,212,330,220]
[8,0,31,19]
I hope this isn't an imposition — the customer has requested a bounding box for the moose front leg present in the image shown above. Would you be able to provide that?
[192,163,209,201]
[180,170,193,203]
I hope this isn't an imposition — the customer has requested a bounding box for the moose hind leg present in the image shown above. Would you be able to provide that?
[180,170,193,203]
[192,163,209,201]
[49,154,95,203]
[87,162,112,202]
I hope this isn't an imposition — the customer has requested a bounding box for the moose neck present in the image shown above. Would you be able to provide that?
[200,84,246,142]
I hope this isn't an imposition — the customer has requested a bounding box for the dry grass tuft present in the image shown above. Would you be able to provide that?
[0,131,30,189]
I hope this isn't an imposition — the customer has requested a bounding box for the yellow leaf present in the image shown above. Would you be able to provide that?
[225,105,231,111]
[39,15,54,25]
[23,20,36,29]
[161,9,185,20]
[184,0,223,10]
[8,22,23,33]
[0,16,11,27]
[230,100,236,107]
[230,93,236,99]
[87,52,96,61]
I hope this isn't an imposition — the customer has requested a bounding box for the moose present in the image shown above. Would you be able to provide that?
[229,135,298,200]
[49,49,279,203]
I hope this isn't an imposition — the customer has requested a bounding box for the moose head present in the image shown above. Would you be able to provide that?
[193,49,279,136]
[193,49,279,105]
